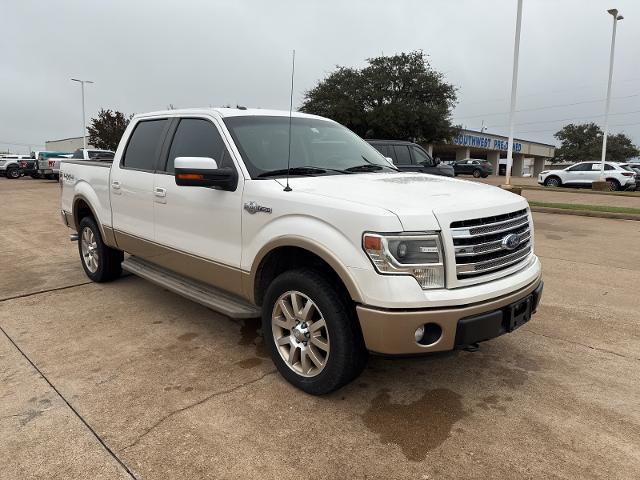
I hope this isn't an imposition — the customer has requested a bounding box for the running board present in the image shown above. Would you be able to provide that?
[122,256,260,319]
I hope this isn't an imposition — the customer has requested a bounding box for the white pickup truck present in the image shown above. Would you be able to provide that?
[60,108,543,394]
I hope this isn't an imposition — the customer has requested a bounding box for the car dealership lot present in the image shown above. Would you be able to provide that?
[1,179,639,479]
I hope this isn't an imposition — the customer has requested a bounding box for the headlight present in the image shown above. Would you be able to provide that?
[362,232,445,289]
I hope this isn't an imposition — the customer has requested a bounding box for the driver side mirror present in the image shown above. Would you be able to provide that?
[174,157,237,191]
[435,157,441,165]
[385,156,395,166]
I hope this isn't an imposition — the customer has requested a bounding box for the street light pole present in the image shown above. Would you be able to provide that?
[599,9,623,178]
[71,78,94,150]
[505,0,523,187]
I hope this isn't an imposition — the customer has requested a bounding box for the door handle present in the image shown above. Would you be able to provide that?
[111,181,121,190]
[154,187,166,197]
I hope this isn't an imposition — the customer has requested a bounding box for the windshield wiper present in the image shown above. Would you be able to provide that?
[345,156,398,173]
[257,165,357,178]
[256,166,328,178]
[344,164,384,172]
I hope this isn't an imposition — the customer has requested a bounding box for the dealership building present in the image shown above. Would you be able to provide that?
[427,129,556,176]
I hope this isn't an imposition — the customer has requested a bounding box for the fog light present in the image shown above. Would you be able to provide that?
[415,323,443,346]
[414,325,425,342]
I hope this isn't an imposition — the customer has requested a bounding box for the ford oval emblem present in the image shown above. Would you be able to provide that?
[501,233,520,251]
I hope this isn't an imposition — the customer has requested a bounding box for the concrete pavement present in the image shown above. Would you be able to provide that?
[1,178,639,479]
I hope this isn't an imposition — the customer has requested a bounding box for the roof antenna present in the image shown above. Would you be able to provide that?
[283,49,295,192]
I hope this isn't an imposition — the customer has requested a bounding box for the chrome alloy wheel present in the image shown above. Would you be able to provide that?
[80,227,99,273]
[271,291,330,377]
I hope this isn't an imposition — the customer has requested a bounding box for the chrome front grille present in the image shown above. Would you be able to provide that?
[451,209,532,279]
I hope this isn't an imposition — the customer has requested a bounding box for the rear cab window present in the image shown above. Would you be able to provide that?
[121,119,168,171]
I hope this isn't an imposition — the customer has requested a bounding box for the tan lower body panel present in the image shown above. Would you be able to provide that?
[114,230,247,299]
[356,276,542,355]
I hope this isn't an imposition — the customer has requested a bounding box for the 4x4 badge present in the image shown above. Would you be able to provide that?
[244,201,272,215]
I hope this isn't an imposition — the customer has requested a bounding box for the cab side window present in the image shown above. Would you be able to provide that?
[393,145,411,165]
[411,146,433,166]
[165,118,231,173]
[568,163,592,172]
[122,119,168,171]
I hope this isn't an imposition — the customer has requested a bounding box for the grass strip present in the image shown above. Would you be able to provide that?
[515,184,640,197]
[528,201,640,215]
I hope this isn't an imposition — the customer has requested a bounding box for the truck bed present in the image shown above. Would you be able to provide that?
[60,159,114,231]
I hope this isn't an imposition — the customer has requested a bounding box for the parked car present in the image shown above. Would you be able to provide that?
[366,140,454,177]
[19,158,40,178]
[71,148,116,160]
[0,154,32,179]
[35,151,73,180]
[50,149,115,180]
[538,161,636,191]
[61,108,542,395]
[453,159,494,178]
[620,163,640,189]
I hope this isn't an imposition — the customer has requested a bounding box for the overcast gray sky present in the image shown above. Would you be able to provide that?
[2,0,639,153]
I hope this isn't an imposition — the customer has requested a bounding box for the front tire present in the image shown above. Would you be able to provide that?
[472,169,481,178]
[78,217,123,282]
[262,269,367,395]
[6,167,20,179]
[544,176,561,187]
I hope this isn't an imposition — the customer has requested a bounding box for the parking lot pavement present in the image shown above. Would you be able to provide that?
[1,179,639,479]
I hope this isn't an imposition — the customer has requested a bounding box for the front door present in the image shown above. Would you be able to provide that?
[152,116,244,292]
[409,145,440,175]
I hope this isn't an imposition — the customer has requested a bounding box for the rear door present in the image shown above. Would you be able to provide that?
[110,118,169,246]
[153,116,244,273]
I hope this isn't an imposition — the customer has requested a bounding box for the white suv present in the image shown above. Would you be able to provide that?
[538,161,636,191]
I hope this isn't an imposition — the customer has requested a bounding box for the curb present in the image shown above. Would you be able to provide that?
[531,206,640,221]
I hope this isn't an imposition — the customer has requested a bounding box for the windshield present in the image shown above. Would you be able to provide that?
[223,116,395,178]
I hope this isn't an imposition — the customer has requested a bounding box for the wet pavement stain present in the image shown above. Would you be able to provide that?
[475,395,510,413]
[239,318,269,358]
[235,357,263,369]
[361,388,467,461]
[177,332,199,342]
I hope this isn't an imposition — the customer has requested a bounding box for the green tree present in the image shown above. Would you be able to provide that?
[300,51,459,143]
[554,122,639,162]
[87,109,132,151]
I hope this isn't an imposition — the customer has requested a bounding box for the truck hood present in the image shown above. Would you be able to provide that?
[281,172,528,231]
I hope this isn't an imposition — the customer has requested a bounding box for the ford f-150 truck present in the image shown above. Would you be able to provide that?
[60,108,543,394]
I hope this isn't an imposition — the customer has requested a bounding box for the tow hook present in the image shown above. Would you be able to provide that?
[69,233,79,242]
[463,343,480,352]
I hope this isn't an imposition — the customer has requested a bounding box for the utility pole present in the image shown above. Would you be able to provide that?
[599,9,623,179]
[71,78,94,150]
[504,0,523,188]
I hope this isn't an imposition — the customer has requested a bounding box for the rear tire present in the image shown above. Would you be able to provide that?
[262,269,367,395]
[544,176,561,187]
[605,179,620,191]
[78,216,123,282]
[472,169,481,178]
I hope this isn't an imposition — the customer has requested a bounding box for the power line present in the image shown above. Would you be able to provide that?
[454,92,640,120]
[504,120,640,136]
[483,108,640,129]
[458,76,640,106]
